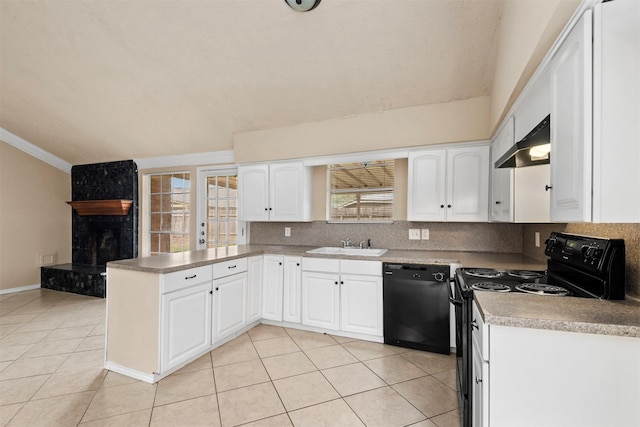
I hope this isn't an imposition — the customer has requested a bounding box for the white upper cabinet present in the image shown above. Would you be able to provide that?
[550,10,593,222]
[490,117,514,222]
[408,144,489,222]
[238,162,312,222]
[592,0,640,222]
[407,149,447,221]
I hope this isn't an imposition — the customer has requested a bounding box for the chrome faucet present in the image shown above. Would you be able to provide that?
[341,238,354,248]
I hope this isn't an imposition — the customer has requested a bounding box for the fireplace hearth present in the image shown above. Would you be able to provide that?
[41,160,138,298]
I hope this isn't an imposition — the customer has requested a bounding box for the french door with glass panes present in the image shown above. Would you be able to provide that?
[197,167,246,250]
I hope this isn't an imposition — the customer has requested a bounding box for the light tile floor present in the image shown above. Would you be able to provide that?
[0,289,460,427]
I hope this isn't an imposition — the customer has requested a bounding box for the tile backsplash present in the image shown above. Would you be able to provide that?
[522,223,640,299]
[250,220,639,299]
[249,221,524,253]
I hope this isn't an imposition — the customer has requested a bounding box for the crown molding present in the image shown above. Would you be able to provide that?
[0,127,72,174]
[134,150,235,170]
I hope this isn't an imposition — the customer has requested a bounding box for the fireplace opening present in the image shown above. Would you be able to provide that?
[92,227,121,266]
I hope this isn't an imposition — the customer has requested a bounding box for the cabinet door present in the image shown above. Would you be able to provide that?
[247,256,263,324]
[340,274,383,337]
[550,10,592,222]
[301,271,339,331]
[490,117,514,222]
[212,273,247,344]
[161,282,212,372]
[448,146,490,222]
[262,255,284,321]
[472,340,488,427]
[238,164,269,221]
[407,150,447,221]
[282,256,302,323]
[592,0,640,222]
[269,163,310,222]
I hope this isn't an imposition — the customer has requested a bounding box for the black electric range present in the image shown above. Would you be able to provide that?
[451,232,626,427]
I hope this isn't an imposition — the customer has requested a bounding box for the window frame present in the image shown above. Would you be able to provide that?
[327,159,395,224]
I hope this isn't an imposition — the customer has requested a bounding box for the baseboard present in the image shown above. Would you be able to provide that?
[0,284,41,295]
[103,361,158,384]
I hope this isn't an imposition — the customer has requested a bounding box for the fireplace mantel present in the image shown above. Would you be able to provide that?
[66,199,133,216]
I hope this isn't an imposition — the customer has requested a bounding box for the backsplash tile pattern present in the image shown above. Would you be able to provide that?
[249,221,524,253]
[522,223,640,299]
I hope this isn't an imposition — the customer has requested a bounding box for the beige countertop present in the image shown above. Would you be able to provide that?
[474,291,640,338]
[107,244,546,274]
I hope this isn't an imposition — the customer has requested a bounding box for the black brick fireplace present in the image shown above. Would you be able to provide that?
[41,160,138,297]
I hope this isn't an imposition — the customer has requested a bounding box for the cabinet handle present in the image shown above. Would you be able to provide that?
[265,208,268,211]
[447,204,452,208]
[297,263,300,266]
[228,265,237,269]
[545,185,553,191]
[340,281,344,285]
[209,290,213,295]
[269,207,273,211]
[495,201,501,204]
[440,204,445,208]
[279,262,282,266]
[215,287,219,291]
[475,377,483,384]
[471,319,479,330]
[185,274,197,280]
[334,281,338,285]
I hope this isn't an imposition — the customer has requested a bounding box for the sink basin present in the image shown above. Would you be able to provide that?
[306,247,388,257]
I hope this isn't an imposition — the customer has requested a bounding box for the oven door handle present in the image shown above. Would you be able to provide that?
[448,279,463,306]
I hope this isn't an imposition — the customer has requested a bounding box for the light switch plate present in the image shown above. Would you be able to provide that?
[535,231,540,247]
[421,229,429,240]
[409,229,420,240]
[285,227,291,237]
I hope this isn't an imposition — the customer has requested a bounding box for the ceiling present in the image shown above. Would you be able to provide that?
[0,0,504,165]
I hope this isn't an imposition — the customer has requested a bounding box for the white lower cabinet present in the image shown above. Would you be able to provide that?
[262,255,301,323]
[476,299,640,427]
[301,258,383,337]
[471,300,489,427]
[340,274,383,336]
[262,255,284,321]
[301,270,340,330]
[212,272,247,344]
[246,256,263,324]
[160,268,213,373]
[282,257,302,323]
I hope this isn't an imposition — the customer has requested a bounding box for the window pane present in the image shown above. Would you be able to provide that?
[204,172,239,249]
[148,172,190,255]
[329,160,394,222]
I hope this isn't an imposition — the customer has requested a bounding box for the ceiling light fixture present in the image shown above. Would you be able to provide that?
[284,0,321,12]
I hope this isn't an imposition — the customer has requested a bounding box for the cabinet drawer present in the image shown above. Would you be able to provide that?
[472,300,489,361]
[213,258,248,279]
[162,265,213,294]
[340,260,382,276]
[302,257,339,273]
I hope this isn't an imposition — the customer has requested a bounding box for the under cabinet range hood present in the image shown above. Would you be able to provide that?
[495,115,551,168]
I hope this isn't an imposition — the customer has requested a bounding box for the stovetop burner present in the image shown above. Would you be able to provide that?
[508,270,544,280]
[471,282,511,292]
[465,268,504,279]
[515,283,569,296]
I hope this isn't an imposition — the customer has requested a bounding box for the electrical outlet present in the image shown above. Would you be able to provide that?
[409,229,420,240]
[38,253,56,266]
[421,229,429,240]
[284,227,291,237]
[535,231,540,247]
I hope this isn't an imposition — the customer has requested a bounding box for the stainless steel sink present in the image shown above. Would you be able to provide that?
[306,247,388,257]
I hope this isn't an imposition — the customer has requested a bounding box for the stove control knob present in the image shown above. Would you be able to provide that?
[545,237,558,251]
[433,272,446,282]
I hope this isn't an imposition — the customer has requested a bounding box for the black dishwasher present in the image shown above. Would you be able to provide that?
[383,263,450,354]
